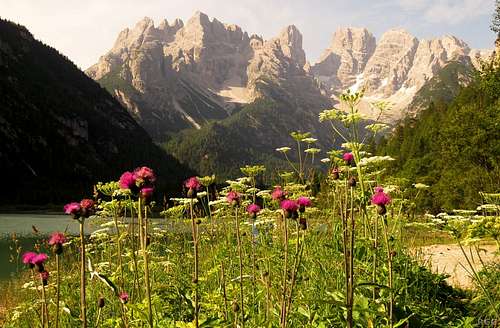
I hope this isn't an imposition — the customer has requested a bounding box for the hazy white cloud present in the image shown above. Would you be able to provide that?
[397,0,492,24]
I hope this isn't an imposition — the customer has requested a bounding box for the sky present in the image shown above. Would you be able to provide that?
[1,0,497,69]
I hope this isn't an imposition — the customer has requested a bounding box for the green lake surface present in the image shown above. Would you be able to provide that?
[0,213,83,281]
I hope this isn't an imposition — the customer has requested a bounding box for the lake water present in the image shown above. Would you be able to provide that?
[0,213,84,281]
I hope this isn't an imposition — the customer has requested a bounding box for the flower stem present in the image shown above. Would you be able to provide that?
[372,215,378,301]
[220,262,228,321]
[138,198,153,327]
[286,219,304,316]
[189,199,199,328]
[79,220,87,328]
[381,217,393,327]
[40,274,48,327]
[280,212,289,328]
[235,207,245,328]
[114,215,125,291]
[347,186,355,328]
[55,254,60,328]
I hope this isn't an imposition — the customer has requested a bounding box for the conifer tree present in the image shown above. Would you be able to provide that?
[491,0,500,38]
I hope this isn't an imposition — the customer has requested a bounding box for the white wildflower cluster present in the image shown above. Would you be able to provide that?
[170,198,198,205]
[476,204,500,212]
[341,142,364,152]
[196,191,207,198]
[302,137,318,143]
[365,123,389,133]
[276,147,291,153]
[358,156,395,167]
[319,108,345,122]
[304,148,321,154]
[342,112,365,125]
[90,228,110,240]
[413,183,430,189]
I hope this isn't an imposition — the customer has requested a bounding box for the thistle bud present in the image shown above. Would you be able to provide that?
[299,217,307,230]
[40,271,49,286]
[331,168,340,180]
[377,204,387,215]
[232,300,240,313]
[98,297,105,308]
[52,243,63,255]
[187,188,196,198]
[348,177,356,187]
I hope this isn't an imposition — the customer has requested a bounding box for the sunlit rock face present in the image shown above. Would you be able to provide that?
[87,12,328,140]
[312,28,483,120]
[88,12,489,129]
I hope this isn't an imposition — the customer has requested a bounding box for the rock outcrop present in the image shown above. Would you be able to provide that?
[311,27,376,91]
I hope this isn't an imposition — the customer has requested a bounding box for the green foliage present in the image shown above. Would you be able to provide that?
[378,60,500,211]
[164,99,331,181]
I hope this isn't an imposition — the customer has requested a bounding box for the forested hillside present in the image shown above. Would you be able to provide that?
[378,58,500,211]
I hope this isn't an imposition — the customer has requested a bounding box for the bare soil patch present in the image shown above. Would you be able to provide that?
[419,244,498,288]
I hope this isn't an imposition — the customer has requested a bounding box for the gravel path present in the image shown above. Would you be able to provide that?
[419,244,498,288]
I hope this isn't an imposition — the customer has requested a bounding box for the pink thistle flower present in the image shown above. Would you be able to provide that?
[371,191,391,206]
[184,177,201,190]
[226,191,241,205]
[33,253,48,266]
[134,166,156,185]
[246,204,261,215]
[22,252,37,265]
[343,152,354,163]
[119,171,136,190]
[296,196,312,207]
[64,202,80,215]
[374,186,384,193]
[49,232,66,245]
[271,186,287,201]
[119,291,129,304]
[280,200,298,212]
[80,198,95,218]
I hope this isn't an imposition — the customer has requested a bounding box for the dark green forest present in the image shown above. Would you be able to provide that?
[0,19,192,205]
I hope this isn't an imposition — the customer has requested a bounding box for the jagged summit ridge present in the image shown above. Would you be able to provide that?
[86,12,326,139]
[312,27,483,120]
[88,11,489,132]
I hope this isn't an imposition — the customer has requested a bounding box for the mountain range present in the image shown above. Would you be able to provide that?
[87,11,491,135]
[83,12,492,177]
[0,12,494,204]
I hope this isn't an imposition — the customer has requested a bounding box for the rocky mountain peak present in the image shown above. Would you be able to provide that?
[312,27,376,90]
[158,18,184,32]
[274,25,306,67]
